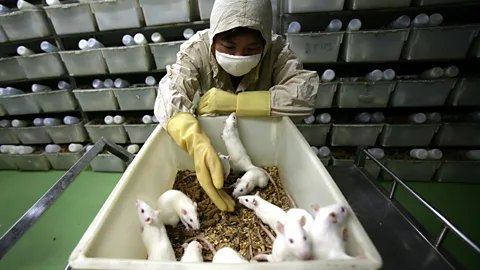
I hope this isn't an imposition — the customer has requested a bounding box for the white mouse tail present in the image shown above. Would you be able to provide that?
[252,253,272,262]
[186,236,217,255]
[286,193,297,208]
[255,166,280,199]
[258,219,276,242]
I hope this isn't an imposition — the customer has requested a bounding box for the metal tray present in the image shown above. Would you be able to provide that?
[12,153,51,171]
[102,45,152,73]
[85,121,128,144]
[341,29,410,62]
[390,79,456,107]
[346,0,411,9]
[149,41,184,70]
[402,25,479,60]
[124,123,157,143]
[286,32,344,63]
[60,50,109,76]
[331,124,384,146]
[18,53,66,79]
[0,93,42,115]
[332,157,384,179]
[34,90,78,112]
[46,121,88,144]
[73,89,119,112]
[90,153,127,172]
[336,81,395,108]
[0,57,27,81]
[295,124,331,146]
[114,87,156,111]
[46,147,86,170]
[0,127,20,144]
[315,82,337,108]
[12,126,52,145]
[447,78,480,106]
[433,123,480,146]
[379,124,440,147]
[382,159,441,181]
[435,160,480,183]
[0,154,17,170]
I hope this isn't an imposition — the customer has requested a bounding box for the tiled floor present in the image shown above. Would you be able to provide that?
[0,170,478,269]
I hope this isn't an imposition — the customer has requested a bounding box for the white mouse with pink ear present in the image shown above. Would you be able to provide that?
[135,200,176,261]
[238,191,286,234]
[156,190,200,231]
[181,240,204,262]
[218,152,231,179]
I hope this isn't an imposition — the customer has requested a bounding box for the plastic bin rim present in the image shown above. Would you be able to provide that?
[113,86,155,91]
[344,28,411,34]
[73,88,115,93]
[296,123,331,127]
[44,2,91,9]
[90,0,139,9]
[149,40,186,47]
[0,92,36,98]
[85,120,123,127]
[123,122,159,126]
[396,78,458,83]
[339,81,396,86]
[46,121,86,129]
[12,152,46,157]
[31,89,71,96]
[386,158,442,163]
[332,123,385,127]
[44,146,87,156]
[102,45,147,51]
[411,24,480,31]
[286,31,345,37]
[20,52,60,59]
[0,9,46,16]
[60,48,104,54]
[384,123,441,127]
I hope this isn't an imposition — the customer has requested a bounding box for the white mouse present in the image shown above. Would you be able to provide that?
[286,208,314,233]
[181,240,203,262]
[238,191,286,234]
[212,247,249,263]
[309,203,360,260]
[156,190,200,231]
[255,216,313,262]
[218,152,231,179]
[135,200,176,261]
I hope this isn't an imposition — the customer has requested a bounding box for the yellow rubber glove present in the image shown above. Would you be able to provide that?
[197,87,271,117]
[166,112,235,212]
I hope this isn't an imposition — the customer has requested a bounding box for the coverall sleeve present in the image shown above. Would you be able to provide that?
[153,42,202,129]
[269,38,319,118]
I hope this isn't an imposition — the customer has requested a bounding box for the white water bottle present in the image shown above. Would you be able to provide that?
[427,149,443,160]
[17,46,34,56]
[78,39,88,50]
[466,150,480,161]
[389,15,411,29]
[46,0,62,6]
[371,112,385,123]
[134,33,148,45]
[104,79,114,88]
[347,19,362,31]
[0,4,11,14]
[114,78,130,88]
[325,19,342,32]
[68,143,83,153]
[32,84,51,92]
[318,146,331,158]
[87,38,104,49]
[444,66,459,78]
[5,87,24,95]
[366,70,383,81]
[113,115,125,124]
[92,79,104,89]
[151,32,165,43]
[44,118,62,126]
[142,115,153,124]
[145,76,157,86]
[40,41,59,53]
[58,81,71,90]
[368,148,385,160]
[183,28,195,40]
[17,146,35,155]
[467,112,480,122]
[0,145,14,153]
[288,21,301,33]
[127,144,140,154]
[304,115,315,124]
[321,69,335,82]
[152,115,159,123]
[421,67,443,79]
[33,118,44,126]
[18,0,38,10]
[64,116,80,125]
[409,113,427,124]
[0,120,12,127]
[122,34,136,46]
[12,119,28,127]
[412,14,429,27]
[355,112,371,123]
[45,144,61,153]
[310,146,319,155]
[316,113,331,124]
[410,149,428,160]
[383,69,396,81]
[104,115,113,125]
[427,112,442,123]
[429,13,443,27]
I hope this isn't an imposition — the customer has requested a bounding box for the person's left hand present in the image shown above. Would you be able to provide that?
[197,88,237,115]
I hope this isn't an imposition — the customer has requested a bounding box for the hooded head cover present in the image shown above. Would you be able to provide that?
[209,0,273,61]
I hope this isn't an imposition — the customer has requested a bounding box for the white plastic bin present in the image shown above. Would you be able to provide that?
[413,0,472,5]
[149,41,184,70]
[383,158,440,181]
[18,53,67,79]
[139,0,195,26]
[0,57,27,81]
[336,81,396,108]
[46,121,88,144]
[0,154,18,170]
[85,121,128,144]
[91,0,144,31]
[124,123,157,143]
[68,116,382,269]
[434,123,480,146]
[12,152,51,171]
[46,146,87,170]
[402,25,479,60]
[379,124,440,147]
[331,124,384,146]
[296,124,331,146]
[285,0,345,13]
[0,26,8,43]
[34,90,78,112]
[13,126,52,144]
[390,79,456,107]
[315,82,337,108]
[447,78,480,106]
[45,2,97,35]
[90,153,127,172]
[286,32,344,63]
[73,89,119,111]
[114,87,156,110]
[0,93,42,115]
[341,29,410,62]
[346,0,411,10]
[0,104,6,117]
[0,10,51,41]
[0,128,20,144]
[102,45,152,73]
[60,50,109,76]
[198,0,214,20]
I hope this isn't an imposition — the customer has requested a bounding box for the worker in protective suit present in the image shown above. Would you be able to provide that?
[154,0,319,212]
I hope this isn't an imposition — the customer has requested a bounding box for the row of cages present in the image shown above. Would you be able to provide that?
[0,0,215,41]
[1,76,479,119]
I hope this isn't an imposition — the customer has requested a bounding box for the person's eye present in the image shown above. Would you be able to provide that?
[224,45,235,50]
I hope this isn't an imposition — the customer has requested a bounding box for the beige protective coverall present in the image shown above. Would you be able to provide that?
[154,0,319,129]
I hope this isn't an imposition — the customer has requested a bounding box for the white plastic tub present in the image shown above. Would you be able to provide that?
[46,146,87,170]
[68,116,382,269]
[85,121,128,144]
[447,78,480,106]
[286,32,344,63]
[149,41,184,70]
[46,121,88,144]
[0,26,8,43]
[45,2,97,35]
[90,153,127,172]
[0,93,42,115]
[34,90,78,112]
[285,0,345,13]
[114,87,156,110]
[390,79,456,107]
[60,50,109,76]
[139,0,194,26]
[91,0,144,31]
[0,57,27,81]
[124,123,157,143]
[0,10,51,41]
[102,45,152,73]
[18,53,67,79]
[198,0,215,20]
[336,81,395,108]
[0,104,6,117]
[346,0,411,10]
[315,82,337,108]
[12,126,52,144]
[0,154,17,170]
[0,128,20,144]
[73,89,119,111]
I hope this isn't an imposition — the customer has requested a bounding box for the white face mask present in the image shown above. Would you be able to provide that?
[215,51,262,77]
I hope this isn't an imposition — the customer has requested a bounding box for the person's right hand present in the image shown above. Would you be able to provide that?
[166,112,235,212]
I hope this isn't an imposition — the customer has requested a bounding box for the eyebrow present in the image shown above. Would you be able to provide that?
[247,42,262,47]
